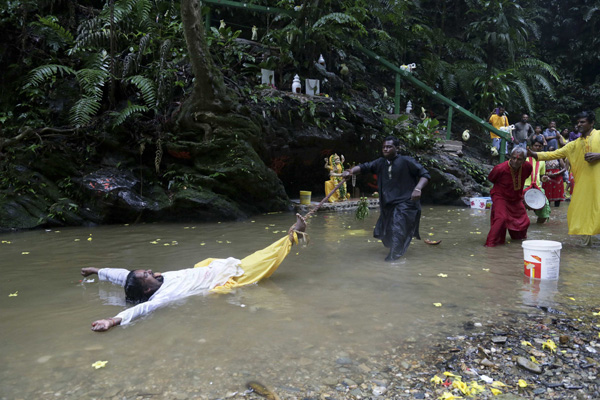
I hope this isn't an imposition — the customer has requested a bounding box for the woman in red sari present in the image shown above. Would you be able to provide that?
[485,147,533,247]
[542,146,566,207]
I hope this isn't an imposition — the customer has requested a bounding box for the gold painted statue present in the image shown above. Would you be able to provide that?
[324,154,350,202]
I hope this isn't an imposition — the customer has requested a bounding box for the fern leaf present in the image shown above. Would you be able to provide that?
[137,34,151,65]
[69,96,102,127]
[76,68,109,98]
[126,75,157,108]
[312,13,367,36]
[112,103,149,127]
[511,79,534,114]
[34,15,74,45]
[24,64,76,88]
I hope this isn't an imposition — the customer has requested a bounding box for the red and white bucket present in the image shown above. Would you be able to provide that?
[522,240,562,280]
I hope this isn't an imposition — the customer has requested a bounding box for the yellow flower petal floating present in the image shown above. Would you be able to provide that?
[433,303,443,307]
[482,268,489,271]
[438,392,462,400]
[21,252,30,255]
[490,388,502,396]
[150,241,158,244]
[518,379,528,388]
[437,273,448,278]
[9,291,18,297]
[87,237,92,241]
[491,381,506,388]
[469,382,485,394]
[521,340,533,347]
[569,297,576,301]
[542,339,557,353]
[530,356,539,364]
[443,371,461,378]
[453,380,469,395]
[91,360,108,369]
[428,233,434,236]
[592,312,600,316]
[74,239,80,242]
[431,375,444,385]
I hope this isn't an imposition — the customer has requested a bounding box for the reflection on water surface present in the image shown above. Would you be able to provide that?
[1,204,599,399]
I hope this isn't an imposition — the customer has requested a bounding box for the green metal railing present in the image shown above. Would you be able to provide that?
[200,0,512,161]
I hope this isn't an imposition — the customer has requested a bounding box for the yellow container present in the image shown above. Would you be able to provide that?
[299,191,312,205]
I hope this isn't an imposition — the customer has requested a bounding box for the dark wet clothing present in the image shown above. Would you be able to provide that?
[359,155,431,260]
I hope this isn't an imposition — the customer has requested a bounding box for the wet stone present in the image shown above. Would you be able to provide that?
[336,357,352,365]
[491,336,507,344]
[349,388,363,397]
[341,379,357,388]
[323,378,338,386]
[516,356,543,374]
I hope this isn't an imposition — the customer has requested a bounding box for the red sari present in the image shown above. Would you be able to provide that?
[485,161,533,247]
[542,159,565,201]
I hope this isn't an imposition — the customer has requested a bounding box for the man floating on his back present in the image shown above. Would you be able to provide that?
[81,214,307,332]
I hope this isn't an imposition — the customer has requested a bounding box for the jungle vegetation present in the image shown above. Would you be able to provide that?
[0,0,598,142]
[0,0,598,227]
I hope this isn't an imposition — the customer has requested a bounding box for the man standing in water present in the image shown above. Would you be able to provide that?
[485,147,532,247]
[81,214,307,331]
[528,111,600,245]
[342,136,430,261]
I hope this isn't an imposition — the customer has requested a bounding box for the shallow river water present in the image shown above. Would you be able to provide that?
[1,204,599,399]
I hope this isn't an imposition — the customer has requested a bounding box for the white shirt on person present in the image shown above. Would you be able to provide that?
[98,258,244,325]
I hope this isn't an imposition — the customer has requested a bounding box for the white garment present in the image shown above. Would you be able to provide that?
[98,257,244,325]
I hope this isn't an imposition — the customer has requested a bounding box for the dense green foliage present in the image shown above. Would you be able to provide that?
[1,0,598,136]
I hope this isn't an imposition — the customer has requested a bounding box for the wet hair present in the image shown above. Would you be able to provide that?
[383,136,400,147]
[124,270,151,304]
[576,110,596,123]
[511,146,527,159]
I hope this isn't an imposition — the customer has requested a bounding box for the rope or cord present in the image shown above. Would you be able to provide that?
[287,177,349,239]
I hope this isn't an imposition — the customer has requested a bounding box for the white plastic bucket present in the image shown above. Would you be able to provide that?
[522,240,562,280]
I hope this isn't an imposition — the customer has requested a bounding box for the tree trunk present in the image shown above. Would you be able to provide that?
[178,0,234,126]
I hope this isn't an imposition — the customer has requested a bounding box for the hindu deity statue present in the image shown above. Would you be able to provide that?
[324,153,350,202]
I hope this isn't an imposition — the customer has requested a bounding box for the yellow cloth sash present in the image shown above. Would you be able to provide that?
[192,234,297,294]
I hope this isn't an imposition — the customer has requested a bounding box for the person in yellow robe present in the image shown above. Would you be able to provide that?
[489,105,510,153]
[324,153,349,202]
[528,111,600,245]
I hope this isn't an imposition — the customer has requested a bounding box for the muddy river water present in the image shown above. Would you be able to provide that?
[1,204,599,399]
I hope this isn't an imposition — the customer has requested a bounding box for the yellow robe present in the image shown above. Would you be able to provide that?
[537,129,600,235]
[192,234,297,293]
